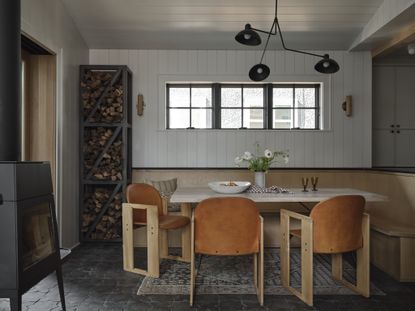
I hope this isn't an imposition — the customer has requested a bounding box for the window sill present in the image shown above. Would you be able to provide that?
[159,128,333,133]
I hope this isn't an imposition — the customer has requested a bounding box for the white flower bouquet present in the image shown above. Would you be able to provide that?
[234,143,289,172]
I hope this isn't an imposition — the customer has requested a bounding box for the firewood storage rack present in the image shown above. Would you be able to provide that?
[79,65,132,242]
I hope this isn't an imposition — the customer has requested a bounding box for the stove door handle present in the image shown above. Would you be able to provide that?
[0,194,3,205]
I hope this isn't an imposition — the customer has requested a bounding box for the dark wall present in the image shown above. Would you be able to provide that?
[0,0,21,161]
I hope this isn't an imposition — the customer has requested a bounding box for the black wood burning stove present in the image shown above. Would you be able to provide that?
[0,162,66,311]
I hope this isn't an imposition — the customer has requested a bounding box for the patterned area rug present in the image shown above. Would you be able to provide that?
[138,249,384,296]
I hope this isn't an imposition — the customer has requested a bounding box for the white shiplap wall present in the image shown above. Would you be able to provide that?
[90,49,372,168]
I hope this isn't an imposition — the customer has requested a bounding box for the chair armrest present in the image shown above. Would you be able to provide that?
[122,203,159,227]
[123,203,158,212]
[280,209,311,222]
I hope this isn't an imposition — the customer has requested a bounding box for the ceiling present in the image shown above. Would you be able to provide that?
[62,0,384,50]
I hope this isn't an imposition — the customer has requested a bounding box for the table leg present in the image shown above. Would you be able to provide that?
[181,203,192,262]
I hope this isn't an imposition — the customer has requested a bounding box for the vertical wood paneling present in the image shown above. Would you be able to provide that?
[343,52,354,167]
[187,131,197,167]
[90,49,372,169]
[332,51,344,167]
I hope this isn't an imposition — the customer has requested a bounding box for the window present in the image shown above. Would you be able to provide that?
[221,86,264,129]
[166,83,321,130]
[272,85,320,129]
[167,84,212,129]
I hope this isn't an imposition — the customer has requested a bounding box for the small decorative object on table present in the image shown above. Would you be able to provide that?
[235,143,289,188]
[311,177,319,191]
[302,177,309,192]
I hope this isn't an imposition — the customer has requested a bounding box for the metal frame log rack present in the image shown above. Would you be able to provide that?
[79,65,132,242]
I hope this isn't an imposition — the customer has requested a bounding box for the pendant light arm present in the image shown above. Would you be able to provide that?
[259,21,276,64]
[250,25,277,36]
[275,19,326,59]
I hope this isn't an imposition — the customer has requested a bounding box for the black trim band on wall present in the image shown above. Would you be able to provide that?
[131,167,415,174]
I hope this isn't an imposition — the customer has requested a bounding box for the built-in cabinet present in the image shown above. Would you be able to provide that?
[373,65,415,167]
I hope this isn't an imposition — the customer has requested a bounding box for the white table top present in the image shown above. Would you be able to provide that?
[170,187,387,203]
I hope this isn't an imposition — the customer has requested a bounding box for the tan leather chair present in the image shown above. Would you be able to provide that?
[122,183,190,278]
[280,195,370,306]
[190,197,264,306]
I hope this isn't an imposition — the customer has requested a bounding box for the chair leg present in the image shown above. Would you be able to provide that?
[181,203,192,262]
[280,212,314,307]
[357,214,370,297]
[280,213,290,287]
[331,253,343,280]
[122,204,135,272]
[146,207,160,278]
[331,214,370,298]
[253,253,258,289]
[190,218,195,306]
[300,220,313,306]
[257,216,264,306]
[160,229,169,258]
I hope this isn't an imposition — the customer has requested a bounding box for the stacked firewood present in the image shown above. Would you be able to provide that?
[83,127,123,181]
[81,70,124,123]
[82,187,122,240]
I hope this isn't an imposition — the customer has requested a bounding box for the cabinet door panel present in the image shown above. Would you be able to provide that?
[372,129,395,167]
[373,66,395,129]
[396,130,415,166]
[396,67,415,129]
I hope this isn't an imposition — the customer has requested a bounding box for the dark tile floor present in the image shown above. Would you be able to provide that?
[1,243,414,311]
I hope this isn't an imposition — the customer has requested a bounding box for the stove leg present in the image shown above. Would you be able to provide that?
[56,266,66,311]
[10,292,21,311]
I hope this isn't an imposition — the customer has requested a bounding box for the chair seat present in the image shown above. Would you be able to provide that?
[134,215,190,230]
[159,215,190,229]
[290,229,302,238]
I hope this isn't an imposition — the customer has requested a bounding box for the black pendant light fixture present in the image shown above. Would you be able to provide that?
[235,24,262,46]
[235,0,340,81]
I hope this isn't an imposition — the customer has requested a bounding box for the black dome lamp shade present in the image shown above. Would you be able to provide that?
[235,24,261,46]
[249,64,270,81]
[235,0,340,80]
[315,54,340,74]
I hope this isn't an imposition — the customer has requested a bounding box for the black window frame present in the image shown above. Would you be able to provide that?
[166,83,214,129]
[219,84,266,130]
[271,84,321,130]
[166,83,321,130]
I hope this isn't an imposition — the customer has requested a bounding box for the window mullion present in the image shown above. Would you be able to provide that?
[189,85,192,128]
[241,85,244,129]
[315,84,320,130]
[292,84,296,129]
[214,83,221,129]
[267,84,272,129]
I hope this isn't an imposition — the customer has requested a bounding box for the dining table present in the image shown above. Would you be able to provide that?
[169,187,387,261]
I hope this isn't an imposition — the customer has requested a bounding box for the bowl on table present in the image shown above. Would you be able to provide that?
[208,181,251,194]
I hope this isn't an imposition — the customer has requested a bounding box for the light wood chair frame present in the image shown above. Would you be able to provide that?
[189,214,264,306]
[280,209,370,307]
[122,198,190,278]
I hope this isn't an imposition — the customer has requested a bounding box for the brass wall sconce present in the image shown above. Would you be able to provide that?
[342,95,352,117]
[136,94,145,116]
